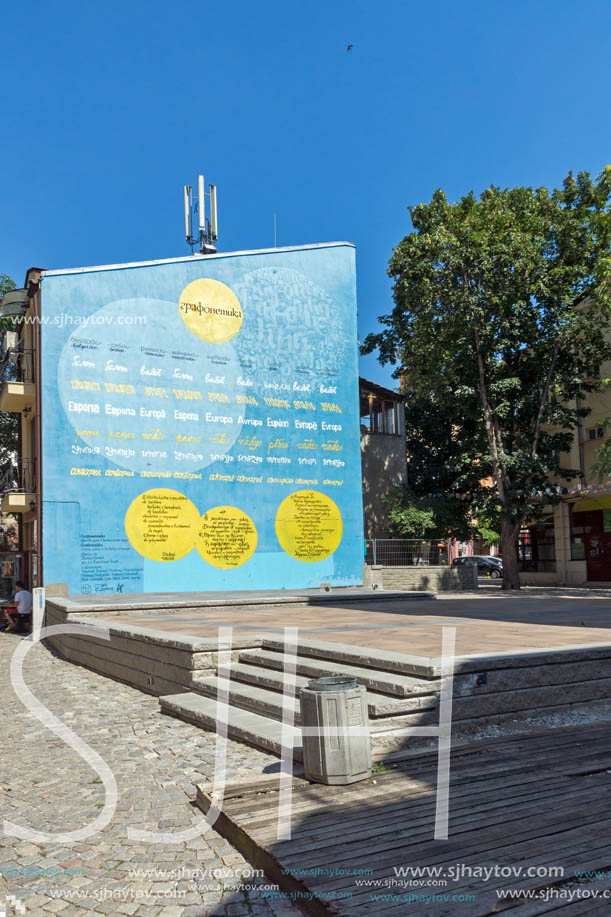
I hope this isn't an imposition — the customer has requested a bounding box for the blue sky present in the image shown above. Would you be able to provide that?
[2,0,610,386]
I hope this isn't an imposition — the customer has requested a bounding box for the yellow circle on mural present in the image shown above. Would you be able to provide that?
[275,490,343,563]
[125,489,200,562]
[197,505,258,568]
[178,278,243,343]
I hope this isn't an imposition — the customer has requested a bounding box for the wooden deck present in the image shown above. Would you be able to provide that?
[197,724,611,915]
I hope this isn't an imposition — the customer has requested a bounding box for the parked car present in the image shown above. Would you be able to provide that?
[478,555,503,566]
[452,555,503,577]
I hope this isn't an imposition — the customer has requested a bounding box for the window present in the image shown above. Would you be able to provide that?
[359,391,400,435]
[587,427,604,441]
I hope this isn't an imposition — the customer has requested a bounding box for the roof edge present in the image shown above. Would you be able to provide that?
[40,241,356,279]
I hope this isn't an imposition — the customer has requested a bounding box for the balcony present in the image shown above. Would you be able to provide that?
[0,459,37,514]
[0,346,35,414]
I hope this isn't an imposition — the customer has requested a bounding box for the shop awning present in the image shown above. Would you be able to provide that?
[572,495,611,512]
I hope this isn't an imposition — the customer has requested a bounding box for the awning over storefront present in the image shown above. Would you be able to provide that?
[572,495,611,512]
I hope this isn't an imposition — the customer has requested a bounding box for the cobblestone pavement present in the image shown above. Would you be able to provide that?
[0,632,299,916]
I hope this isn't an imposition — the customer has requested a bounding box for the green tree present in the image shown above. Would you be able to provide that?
[363,169,611,589]
[592,416,611,481]
[385,487,473,540]
[0,274,19,465]
[473,506,501,548]
[0,275,15,297]
[398,393,484,541]
[389,395,502,545]
[385,491,436,538]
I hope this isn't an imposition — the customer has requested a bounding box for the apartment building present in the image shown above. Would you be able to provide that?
[0,269,42,594]
[359,377,406,539]
[522,365,611,585]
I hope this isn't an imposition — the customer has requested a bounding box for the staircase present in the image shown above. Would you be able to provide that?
[159,637,611,761]
[159,638,441,761]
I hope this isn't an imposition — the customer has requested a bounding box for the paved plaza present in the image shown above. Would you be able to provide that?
[4,586,611,915]
[0,633,298,916]
[98,586,611,657]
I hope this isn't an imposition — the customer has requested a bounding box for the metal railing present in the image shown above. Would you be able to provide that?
[0,346,35,384]
[366,538,449,566]
[0,458,37,495]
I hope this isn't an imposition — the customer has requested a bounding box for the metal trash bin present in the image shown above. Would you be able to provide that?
[300,675,371,785]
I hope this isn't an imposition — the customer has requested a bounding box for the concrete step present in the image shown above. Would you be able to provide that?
[233,662,440,715]
[160,690,611,765]
[159,690,433,761]
[238,648,438,697]
[193,675,302,723]
[193,666,437,718]
[159,691,304,761]
[225,662,311,694]
[261,637,439,678]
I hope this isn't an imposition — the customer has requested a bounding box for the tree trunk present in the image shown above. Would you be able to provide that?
[500,518,521,590]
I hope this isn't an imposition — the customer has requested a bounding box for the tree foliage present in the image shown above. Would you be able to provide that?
[385,491,436,538]
[384,485,472,540]
[363,168,611,588]
[398,393,487,541]
[473,506,501,547]
[0,275,15,297]
[592,416,611,481]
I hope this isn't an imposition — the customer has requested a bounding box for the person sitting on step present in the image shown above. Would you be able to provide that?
[3,581,33,634]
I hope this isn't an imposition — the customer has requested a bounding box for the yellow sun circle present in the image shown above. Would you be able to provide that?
[275,490,343,562]
[178,278,243,343]
[197,505,258,568]
[125,489,200,562]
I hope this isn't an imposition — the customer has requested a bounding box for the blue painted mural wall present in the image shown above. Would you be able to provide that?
[40,243,364,594]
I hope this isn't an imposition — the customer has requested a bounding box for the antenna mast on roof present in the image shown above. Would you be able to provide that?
[183,174,218,254]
